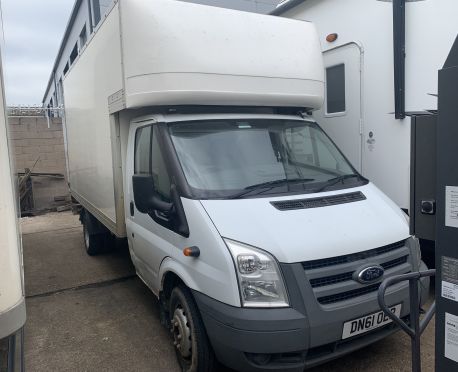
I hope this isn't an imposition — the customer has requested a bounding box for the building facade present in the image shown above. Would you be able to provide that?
[42,0,280,111]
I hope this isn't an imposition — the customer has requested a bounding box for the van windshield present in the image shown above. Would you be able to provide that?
[169,119,366,199]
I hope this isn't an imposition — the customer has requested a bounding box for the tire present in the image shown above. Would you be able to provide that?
[169,285,216,372]
[82,215,111,256]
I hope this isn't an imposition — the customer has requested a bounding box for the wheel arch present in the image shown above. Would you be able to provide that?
[159,257,200,300]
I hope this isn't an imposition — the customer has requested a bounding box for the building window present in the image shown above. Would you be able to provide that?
[57,79,63,105]
[92,0,101,27]
[79,25,87,48]
[63,62,69,75]
[69,43,78,65]
[326,64,346,114]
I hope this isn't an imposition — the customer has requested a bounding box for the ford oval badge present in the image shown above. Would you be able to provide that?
[357,266,385,284]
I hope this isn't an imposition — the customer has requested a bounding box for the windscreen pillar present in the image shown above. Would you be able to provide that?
[435,36,458,371]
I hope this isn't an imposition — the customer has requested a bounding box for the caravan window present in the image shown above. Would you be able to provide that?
[326,64,346,114]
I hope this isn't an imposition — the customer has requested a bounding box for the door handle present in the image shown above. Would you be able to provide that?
[130,201,135,217]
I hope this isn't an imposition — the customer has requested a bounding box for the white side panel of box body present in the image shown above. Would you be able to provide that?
[280,0,458,209]
[0,56,25,337]
[120,0,324,109]
[63,4,123,231]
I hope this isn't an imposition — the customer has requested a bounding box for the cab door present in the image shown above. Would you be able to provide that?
[125,121,175,292]
[314,42,363,172]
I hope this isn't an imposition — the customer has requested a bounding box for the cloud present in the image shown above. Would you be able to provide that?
[2,0,73,104]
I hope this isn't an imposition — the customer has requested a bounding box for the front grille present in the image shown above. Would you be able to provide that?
[302,240,405,270]
[271,191,366,211]
[302,240,412,305]
[309,254,410,289]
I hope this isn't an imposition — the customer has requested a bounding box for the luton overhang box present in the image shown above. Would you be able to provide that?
[63,0,325,237]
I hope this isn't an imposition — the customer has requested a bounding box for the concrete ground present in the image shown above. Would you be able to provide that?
[22,212,435,372]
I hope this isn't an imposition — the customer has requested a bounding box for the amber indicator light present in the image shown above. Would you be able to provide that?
[183,246,200,257]
[326,33,338,43]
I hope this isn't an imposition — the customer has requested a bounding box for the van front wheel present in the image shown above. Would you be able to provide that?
[169,285,215,372]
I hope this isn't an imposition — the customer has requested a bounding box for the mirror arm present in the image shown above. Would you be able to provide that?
[150,195,173,213]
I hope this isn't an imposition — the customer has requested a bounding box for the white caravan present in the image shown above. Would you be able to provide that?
[272,0,457,218]
[61,0,428,371]
[0,45,26,365]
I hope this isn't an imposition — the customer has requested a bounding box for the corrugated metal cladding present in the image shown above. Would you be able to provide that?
[42,0,281,110]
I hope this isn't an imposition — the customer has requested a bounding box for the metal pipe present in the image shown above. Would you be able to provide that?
[409,276,421,372]
[20,328,24,372]
[7,334,15,372]
[393,0,406,119]
[378,269,436,372]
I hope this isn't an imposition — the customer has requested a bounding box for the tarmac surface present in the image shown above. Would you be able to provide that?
[22,212,435,372]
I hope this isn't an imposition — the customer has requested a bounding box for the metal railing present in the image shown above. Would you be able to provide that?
[378,269,436,372]
[7,105,63,118]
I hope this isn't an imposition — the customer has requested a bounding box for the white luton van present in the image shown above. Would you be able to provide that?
[62,0,429,370]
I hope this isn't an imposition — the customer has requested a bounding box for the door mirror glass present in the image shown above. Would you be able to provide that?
[132,174,173,214]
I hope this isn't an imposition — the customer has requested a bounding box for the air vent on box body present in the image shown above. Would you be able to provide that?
[271,191,366,211]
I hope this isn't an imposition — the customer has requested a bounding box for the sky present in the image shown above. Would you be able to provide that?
[2,0,74,105]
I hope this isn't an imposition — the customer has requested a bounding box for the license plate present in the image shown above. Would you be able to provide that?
[342,304,402,340]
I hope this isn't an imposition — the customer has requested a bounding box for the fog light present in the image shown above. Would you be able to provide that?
[246,353,272,366]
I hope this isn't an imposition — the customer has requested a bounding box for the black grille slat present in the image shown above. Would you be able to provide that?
[271,191,366,211]
[317,283,381,305]
[310,272,354,288]
[381,256,408,270]
[302,240,406,270]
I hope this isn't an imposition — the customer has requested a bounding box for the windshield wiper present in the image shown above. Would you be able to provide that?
[314,174,362,193]
[228,178,315,199]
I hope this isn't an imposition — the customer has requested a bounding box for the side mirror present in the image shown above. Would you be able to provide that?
[132,175,173,214]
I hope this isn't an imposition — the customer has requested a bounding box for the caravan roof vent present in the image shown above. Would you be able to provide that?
[271,191,366,211]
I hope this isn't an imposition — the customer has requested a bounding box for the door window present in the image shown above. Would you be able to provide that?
[134,126,152,174]
[326,64,346,114]
[151,131,171,202]
[134,125,171,202]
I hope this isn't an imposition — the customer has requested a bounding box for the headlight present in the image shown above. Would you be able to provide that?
[224,238,289,308]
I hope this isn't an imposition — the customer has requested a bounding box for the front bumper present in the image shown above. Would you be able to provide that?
[193,261,430,372]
